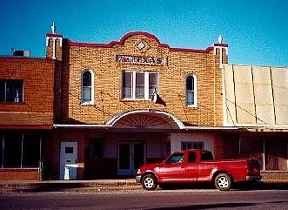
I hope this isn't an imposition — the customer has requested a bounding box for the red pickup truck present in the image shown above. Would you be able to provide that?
[136,149,261,191]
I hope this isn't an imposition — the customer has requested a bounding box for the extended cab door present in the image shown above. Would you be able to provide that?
[157,152,185,181]
[183,151,199,182]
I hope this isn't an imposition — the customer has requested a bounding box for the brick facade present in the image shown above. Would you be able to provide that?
[0,57,56,128]
[52,32,227,127]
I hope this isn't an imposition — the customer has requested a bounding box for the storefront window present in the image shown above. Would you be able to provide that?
[23,135,40,167]
[0,134,41,168]
[4,134,22,168]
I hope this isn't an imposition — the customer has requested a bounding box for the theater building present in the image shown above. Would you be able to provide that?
[45,29,229,179]
[0,25,287,180]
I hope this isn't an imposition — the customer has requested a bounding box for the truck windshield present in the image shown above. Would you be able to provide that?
[166,153,184,164]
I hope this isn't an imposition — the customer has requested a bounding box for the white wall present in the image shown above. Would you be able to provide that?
[170,133,215,155]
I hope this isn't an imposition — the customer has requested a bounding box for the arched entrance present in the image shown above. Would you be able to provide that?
[106,109,183,176]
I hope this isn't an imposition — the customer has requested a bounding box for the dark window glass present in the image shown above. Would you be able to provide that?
[149,73,158,99]
[0,81,5,102]
[86,140,103,160]
[65,147,73,154]
[82,71,92,102]
[166,153,184,164]
[188,152,196,163]
[181,142,204,150]
[6,80,23,103]
[134,144,144,169]
[122,72,132,98]
[83,71,91,86]
[119,144,130,169]
[186,76,195,106]
[22,135,40,167]
[0,136,3,168]
[4,134,22,168]
[135,72,144,98]
[201,151,214,161]
[0,80,23,103]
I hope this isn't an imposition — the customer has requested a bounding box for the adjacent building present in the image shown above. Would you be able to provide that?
[0,56,57,180]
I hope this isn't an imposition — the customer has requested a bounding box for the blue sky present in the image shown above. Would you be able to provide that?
[0,0,287,66]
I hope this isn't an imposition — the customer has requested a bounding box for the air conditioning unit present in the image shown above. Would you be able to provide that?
[12,50,31,57]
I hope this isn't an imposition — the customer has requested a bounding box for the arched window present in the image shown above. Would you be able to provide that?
[186,75,197,106]
[81,70,94,104]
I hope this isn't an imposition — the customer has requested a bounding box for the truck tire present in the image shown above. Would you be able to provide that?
[214,173,232,191]
[141,174,157,191]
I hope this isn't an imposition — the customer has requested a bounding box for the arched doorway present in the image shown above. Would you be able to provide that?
[106,109,183,176]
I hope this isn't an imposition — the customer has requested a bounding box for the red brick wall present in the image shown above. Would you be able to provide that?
[0,168,40,180]
[0,57,55,127]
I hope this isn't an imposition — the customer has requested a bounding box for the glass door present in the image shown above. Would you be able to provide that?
[118,143,145,176]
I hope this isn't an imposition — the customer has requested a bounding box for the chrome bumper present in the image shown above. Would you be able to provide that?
[246,176,262,182]
[136,175,141,183]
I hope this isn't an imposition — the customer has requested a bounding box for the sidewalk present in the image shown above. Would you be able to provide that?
[0,179,142,193]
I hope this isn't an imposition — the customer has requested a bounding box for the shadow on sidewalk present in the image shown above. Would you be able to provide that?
[158,182,288,191]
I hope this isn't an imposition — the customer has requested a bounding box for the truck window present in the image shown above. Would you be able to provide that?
[201,151,213,161]
[188,152,196,163]
[166,153,184,163]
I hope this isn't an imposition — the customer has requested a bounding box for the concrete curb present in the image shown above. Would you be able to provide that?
[1,179,288,194]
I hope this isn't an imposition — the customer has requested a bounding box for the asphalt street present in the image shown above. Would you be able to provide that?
[1,189,288,210]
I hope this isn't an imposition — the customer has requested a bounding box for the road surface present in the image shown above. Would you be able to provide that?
[1,189,288,210]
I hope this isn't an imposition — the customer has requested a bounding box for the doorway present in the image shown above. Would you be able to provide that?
[60,141,78,179]
[118,143,145,176]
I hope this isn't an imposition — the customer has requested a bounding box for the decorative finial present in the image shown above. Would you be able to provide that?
[218,35,223,44]
[51,21,56,34]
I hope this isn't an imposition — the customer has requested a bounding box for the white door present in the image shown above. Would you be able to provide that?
[60,141,78,179]
[118,143,145,176]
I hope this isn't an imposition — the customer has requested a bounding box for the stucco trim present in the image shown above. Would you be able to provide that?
[105,109,185,129]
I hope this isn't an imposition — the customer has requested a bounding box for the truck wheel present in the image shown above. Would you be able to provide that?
[214,173,232,191]
[141,174,157,190]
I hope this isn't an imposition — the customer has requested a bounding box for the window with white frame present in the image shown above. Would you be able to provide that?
[122,71,159,100]
[181,142,204,151]
[186,75,197,106]
[0,80,23,103]
[81,70,94,104]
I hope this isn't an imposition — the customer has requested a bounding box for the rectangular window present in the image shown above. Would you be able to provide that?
[181,142,204,151]
[136,72,145,98]
[4,134,22,168]
[0,80,23,103]
[82,86,92,102]
[122,71,158,100]
[188,152,196,163]
[122,72,133,98]
[149,73,158,99]
[1,134,41,168]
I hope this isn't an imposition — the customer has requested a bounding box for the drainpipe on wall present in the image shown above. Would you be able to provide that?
[238,138,241,155]
[262,139,266,171]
